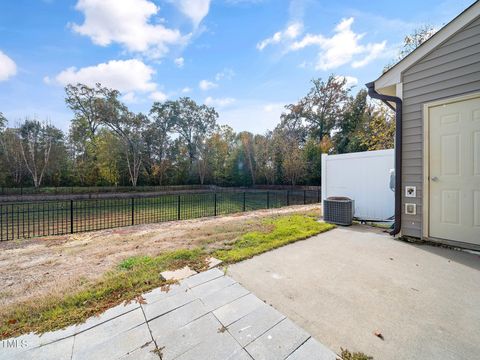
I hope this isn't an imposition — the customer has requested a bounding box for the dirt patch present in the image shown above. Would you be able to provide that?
[0,205,320,309]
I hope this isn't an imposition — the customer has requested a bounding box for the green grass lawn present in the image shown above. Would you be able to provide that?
[0,213,333,339]
[214,214,334,263]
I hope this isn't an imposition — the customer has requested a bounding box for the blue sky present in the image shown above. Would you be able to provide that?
[0,0,474,134]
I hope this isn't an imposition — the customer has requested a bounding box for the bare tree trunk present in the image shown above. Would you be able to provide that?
[20,135,52,188]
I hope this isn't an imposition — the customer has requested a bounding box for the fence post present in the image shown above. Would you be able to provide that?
[286,190,290,206]
[177,195,181,220]
[70,200,74,234]
[267,191,270,209]
[303,190,306,204]
[214,193,217,216]
[243,192,246,212]
[131,197,135,225]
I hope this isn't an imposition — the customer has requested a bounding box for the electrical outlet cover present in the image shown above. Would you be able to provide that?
[405,203,416,215]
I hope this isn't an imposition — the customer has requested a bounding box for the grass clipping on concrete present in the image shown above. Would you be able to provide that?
[0,213,334,339]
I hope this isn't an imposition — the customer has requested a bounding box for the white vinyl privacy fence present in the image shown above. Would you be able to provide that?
[321,149,395,221]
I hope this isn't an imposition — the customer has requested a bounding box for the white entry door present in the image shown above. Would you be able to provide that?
[429,95,480,245]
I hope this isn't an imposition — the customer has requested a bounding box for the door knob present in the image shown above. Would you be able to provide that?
[431,176,439,182]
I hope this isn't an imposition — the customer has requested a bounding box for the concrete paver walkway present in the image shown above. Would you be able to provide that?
[1,268,336,360]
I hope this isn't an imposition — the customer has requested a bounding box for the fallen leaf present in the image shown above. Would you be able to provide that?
[218,325,227,333]
[136,295,147,305]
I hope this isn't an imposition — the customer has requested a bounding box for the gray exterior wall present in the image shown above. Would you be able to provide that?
[401,15,480,238]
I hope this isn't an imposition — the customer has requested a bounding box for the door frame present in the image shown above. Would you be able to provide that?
[422,91,480,239]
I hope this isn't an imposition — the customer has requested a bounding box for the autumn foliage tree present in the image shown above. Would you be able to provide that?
[0,74,396,188]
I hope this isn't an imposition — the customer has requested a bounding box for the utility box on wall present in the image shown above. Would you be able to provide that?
[321,149,395,221]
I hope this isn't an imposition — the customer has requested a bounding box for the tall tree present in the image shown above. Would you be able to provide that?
[357,103,395,150]
[207,125,236,185]
[147,101,177,185]
[400,25,436,59]
[384,25,436,72]
[282,144,305,186]
[253,133,276,185]
[18,119,57,188]
[170,98,218,180]
[65,83,107,138]
[302,138,322,185]
[334,89,368,154]
[0,129,25,186]
[175,98,217,163]
[239,131,256,185]
[65,83,121,185]
[303,75,350,140]
[96,129,123,185]
[0,115,26,186]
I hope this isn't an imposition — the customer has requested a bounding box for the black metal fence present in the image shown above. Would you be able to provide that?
[0,190,321,241]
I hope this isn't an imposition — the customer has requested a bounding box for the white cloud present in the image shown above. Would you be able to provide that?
[263,103,284,113]
[257,22,303,50]
[205,96,235,107]
[351,42,387,68]
[175,0,211,27]
[0,51,17,81]
[51,59,157,93]
[174,57,185,68]
[199,79,218,91]
[215,68,235,81]
[289,17,386,70]
[122,92,139,103]
[226,0,265,4]
[181,87,192,93]
[71,0,185,58]
[149,91,168,102]
[335,75,358,88]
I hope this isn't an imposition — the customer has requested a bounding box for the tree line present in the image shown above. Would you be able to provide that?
[0,75,395,188]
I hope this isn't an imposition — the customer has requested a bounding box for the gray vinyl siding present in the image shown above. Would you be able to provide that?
[401,15,480,238]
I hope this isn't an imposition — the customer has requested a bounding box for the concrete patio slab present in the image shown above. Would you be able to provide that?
[182,268,224,288]
[157,313,223,360]
[118,341,158,360]
[213,293,266,326]
[286,338,337,360]
[72,323,151,360]
[142,282,188,304]
[190,275,236,299]
[228,225,480,360]
[12,337,74,360]
[201,282,250,311]
[158,313,243,360]
[148,299,210,343]
[227,304,286,347]
[245,318,310,360]
[142,287,196,321]
[73,308,145,350]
